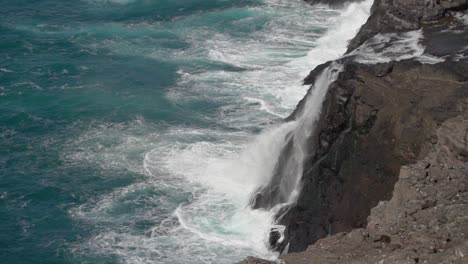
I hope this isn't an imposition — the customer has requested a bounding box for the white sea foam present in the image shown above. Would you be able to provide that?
[0,68,14,73]
[349,30,445,64]
[452,50,468,61]
[69,125,279,262]
[455,13,468,26]
[169,0,373,122]
[154,0,372,260]
[12,81,43,90]
[301,0,374,71]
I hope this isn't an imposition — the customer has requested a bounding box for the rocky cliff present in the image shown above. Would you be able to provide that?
[241,0,468,262]
[244,116,468,263]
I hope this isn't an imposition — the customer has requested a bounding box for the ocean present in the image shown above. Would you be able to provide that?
[0,0,371,263]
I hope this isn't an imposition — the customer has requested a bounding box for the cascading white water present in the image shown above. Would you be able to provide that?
[285,63,344,203]
[160,0,373,259]
[248,0,450,254]
[249,63,344,210]
[250,1,448,214]
[248,0,373,210]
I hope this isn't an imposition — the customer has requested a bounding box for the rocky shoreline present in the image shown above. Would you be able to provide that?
[241,0,468,263]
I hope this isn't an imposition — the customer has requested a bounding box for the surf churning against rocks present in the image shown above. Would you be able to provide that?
[0,0,373,263]
[67,1,375,263]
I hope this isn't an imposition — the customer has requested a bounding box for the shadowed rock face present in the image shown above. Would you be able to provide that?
[276,59,468,253]
[245,0,468,257]
[278,116,468,264]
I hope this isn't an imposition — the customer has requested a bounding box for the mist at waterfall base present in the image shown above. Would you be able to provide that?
[0,0,371,263]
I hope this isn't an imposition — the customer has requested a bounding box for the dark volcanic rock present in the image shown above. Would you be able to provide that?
[243,0,468,261]
[276,116,468,264]
[275,59,468,253]
[241,115,468,264]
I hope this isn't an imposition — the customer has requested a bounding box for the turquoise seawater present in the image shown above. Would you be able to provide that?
[0,0,348,263]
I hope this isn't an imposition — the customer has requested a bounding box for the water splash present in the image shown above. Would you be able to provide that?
[245,0,373,210]
[250,63,343,210]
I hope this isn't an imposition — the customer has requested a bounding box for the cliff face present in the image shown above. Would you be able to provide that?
[243,115,468,264]
[242,0,468,261]
[275,58,468,253]
[279,115,468,264]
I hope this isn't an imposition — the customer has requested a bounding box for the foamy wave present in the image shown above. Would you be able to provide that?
[455,13,468,26]
[167,1,343,124]
[0,68,14,73]
[301,0,373,71]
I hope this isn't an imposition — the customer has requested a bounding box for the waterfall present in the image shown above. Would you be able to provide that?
[250,63,343,210]
[247,0,373,213]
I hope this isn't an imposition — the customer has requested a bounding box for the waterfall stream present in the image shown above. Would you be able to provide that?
[250,63,343,210]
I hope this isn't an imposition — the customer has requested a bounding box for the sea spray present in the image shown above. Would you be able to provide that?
[250,63,343,210]
[245,0,374,211]
[287,63,344,203]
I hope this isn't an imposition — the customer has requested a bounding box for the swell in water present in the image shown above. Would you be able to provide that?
[63,0,374,263]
